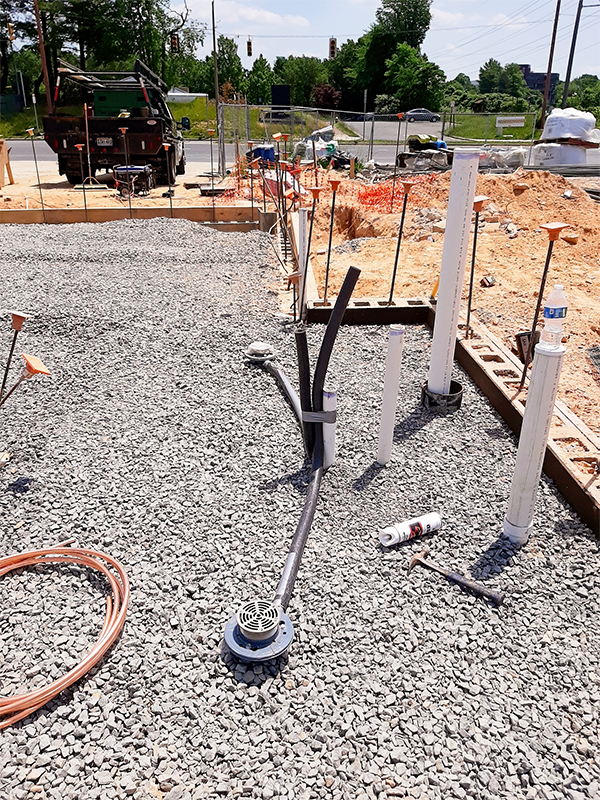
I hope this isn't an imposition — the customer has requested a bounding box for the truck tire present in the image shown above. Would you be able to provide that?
[65,173,81,185]
[176,151,186,175]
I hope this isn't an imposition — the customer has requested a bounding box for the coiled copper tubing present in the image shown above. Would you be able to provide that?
[0,546,129,729]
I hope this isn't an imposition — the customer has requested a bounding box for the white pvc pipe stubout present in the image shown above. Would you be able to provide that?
[428,149,480,395]
[322,388,336,469]
[503,339,566,545]
[377,325,405,465]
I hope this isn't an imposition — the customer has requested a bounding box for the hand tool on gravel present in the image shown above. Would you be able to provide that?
[408,547,504,605]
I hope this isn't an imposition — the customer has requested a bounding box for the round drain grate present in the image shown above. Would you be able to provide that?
[236,599,280,642]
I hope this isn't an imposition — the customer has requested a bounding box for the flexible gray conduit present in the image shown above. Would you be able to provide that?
[273,266,360,611]
[262,360,303,427]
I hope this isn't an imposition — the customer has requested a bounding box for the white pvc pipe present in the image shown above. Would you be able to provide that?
[503,340,566,544]
[322,388,337,469]
[428,149,480,395]
[377,325,405,465]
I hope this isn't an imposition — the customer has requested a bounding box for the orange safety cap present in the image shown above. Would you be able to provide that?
[21,353,50,376]
[249,158,261,168]
[397,113,403,121]
[207,129,215,136]
[163,142,171,149]
[282,133,290,142]
[273,132,282,141]
[329,179,342,191]
[26,128,35,136]
[119,127,128,134]
[401,181,415,193]
[248,140,254,148]
[540,222,570,241]
[473,194,490,213]
[308,187,322,200]
[10,312,27,332]
[74,143,84,151]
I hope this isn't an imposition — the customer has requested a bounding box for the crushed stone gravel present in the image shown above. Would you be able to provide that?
[0,217,599,800]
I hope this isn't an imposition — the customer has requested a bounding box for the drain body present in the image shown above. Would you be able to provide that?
[225,600,294,662]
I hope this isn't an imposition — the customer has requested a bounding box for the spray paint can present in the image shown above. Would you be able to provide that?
[379,512,441,547]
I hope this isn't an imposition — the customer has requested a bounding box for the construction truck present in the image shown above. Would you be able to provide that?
[43,59,189,185]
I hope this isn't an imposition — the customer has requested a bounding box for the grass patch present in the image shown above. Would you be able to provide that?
[447,113,538,142]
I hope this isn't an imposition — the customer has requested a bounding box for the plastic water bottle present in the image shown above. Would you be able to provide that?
[540,284,567,347]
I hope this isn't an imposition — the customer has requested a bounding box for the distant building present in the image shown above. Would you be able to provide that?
[519,65,560,103]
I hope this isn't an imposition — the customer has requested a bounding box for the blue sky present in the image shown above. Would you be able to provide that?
[179,0,599,84]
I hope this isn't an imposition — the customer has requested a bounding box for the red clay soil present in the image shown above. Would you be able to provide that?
[309,169,600,435]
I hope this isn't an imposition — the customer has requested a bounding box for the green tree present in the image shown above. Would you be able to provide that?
[350,0,432,105]
[326,39,362,109]
[273,56,327,106]
[384,43,445,110]
[478,59,503,93]
[246,54,273,104]
[498,63,527,98]
[217,34,245,97]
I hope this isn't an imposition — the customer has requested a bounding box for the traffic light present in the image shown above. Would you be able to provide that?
[170,33,180,53]
[247,38,252,57]
[8,23,16,41]
[329,37,337,59]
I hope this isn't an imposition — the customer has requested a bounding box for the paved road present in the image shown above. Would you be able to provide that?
[345,118,444,142]
[6,138,401,167]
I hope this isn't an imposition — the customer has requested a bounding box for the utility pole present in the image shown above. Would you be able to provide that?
[33,0,53,112]
[561,0,584,107]
[540,0,561,127]
[211,0,225,176]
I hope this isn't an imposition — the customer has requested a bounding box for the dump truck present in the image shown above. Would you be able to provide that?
[43,59,189,185]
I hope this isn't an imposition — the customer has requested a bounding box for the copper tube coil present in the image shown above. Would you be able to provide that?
[0,546,129,729]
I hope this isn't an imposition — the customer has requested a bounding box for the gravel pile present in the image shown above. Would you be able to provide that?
[0,218,599,800]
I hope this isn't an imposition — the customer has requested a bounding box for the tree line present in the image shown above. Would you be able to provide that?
[1,0,599,119]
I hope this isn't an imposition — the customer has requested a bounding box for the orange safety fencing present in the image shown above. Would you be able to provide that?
[207,157,441,212]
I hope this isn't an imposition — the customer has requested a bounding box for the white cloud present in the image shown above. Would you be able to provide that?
[491,12,529,30]
[180,0,309,29]
[431,8,466,27]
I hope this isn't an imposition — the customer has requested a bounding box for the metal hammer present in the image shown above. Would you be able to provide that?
[408,547,504,606]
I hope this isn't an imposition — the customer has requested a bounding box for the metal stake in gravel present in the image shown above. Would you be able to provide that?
[389,113,404,213]
[74,144,88,222]
[26,128,45,223]
[321,179,341,307]
[162,142,174,219]
[386,181,413,306]
[208,128,216,222]
[425,148,479,405]
[119,127,132,220]
[224,267,361,663]
[0,312,26,400]
[0,354,50,409]
[249,157,260,222]
[464,195,489,339]
[518,222,569,391]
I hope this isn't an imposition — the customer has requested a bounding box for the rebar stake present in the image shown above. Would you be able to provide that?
[464,195,489,339]
[163,142,174,219]
[387,181,413,306]
[390,113,404,213]
[322,179,341,306]
[26,129,45,223]
[0,313,26,400]
[119,127,132,219]
[74,144,88,223]
[299,187,322,318]
[518,221,570,391]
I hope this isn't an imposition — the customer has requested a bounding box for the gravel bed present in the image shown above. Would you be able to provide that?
[0,218,599,800]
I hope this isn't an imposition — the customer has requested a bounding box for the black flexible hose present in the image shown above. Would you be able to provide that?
[262,360,303,427]
[294,327,314,455]
[273,267,361,611]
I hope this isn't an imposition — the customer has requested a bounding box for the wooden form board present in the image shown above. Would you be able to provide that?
[0,140,15,189]
[0,205,257,225]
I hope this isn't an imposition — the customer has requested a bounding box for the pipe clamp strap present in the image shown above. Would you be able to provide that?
[302,410,337,424]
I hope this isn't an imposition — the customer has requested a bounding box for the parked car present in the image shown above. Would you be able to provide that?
[405,108,441,123]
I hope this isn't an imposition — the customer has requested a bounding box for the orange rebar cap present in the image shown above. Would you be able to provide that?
[282,134,290,142]
[397,113,403,121]
[163,142,171,149]
[21,354,50,376]
[249,158,261,168]
[10,312,26,332]
[248,140,254,148]
[308,187,322,200]
[473,194,490,213]
[207,129,215,137]
[329,179,342,191]
[273,132,282,141]
[26,128,35,136]
[401,181,415,193]
[74,144,84,151]
[119,127,128,134]
[540,222,570,241]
